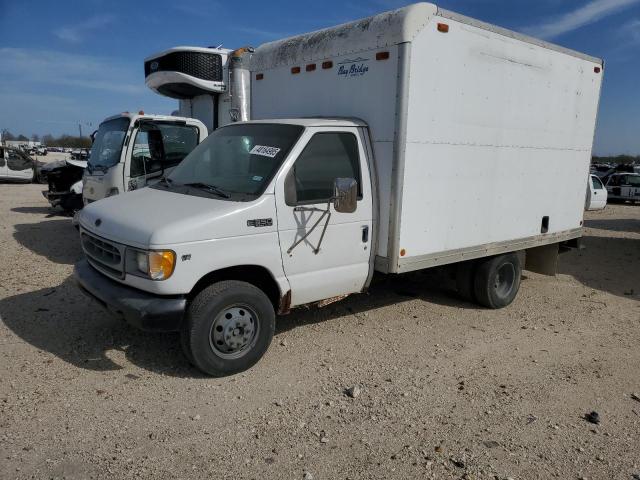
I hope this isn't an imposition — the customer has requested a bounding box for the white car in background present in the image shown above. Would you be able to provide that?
[586,174,607,210]
[0,146,36,182]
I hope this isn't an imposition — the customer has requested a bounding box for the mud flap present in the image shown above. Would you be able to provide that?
[525,243,559,276]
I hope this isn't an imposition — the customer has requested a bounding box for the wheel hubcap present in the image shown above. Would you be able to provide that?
[494,263,516,298]
[209,305,259,358]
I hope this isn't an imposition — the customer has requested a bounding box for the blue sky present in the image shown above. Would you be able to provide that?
[1,0,639,155]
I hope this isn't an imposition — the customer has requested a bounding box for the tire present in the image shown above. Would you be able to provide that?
[455,260,477,303]
[473,253,522,309]
[182,280,275,376]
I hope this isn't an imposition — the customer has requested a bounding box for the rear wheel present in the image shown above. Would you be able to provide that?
[473,253,522,309]
[181,280,275,376]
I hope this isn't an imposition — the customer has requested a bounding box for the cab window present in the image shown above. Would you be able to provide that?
[130,124,199,178]
[591,176,604,190]
[290,132,361,204]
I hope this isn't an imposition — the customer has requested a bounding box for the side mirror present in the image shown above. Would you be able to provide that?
[333,177,357,213]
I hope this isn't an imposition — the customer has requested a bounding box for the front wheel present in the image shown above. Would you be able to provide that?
[182,280,275,376]
[473,253,522,309]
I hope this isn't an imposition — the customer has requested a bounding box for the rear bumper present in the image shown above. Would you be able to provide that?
[74,259,186,332]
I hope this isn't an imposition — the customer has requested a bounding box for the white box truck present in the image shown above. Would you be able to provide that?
[74,3,603,376]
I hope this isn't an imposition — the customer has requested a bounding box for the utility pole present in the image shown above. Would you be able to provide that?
[78,123,83,138]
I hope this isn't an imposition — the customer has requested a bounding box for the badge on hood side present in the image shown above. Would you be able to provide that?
[95,219,102,227]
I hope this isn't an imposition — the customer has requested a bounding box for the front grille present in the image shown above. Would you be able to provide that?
[81,232,124,279]
[144,51,223,82]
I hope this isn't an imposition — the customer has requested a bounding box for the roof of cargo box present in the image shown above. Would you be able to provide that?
[251,2,601,71]
[237,117,367,128]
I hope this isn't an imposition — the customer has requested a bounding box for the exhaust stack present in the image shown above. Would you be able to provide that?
[228,47,254,123]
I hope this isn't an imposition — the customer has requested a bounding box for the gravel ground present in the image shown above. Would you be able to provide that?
[0,184,638,480]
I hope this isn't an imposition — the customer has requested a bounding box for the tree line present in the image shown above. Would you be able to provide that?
[1,131,92,148]
[592,155,639,165]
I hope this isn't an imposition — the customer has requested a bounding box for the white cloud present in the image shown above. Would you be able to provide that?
[0,47,144,95]
[620,17,640,42]
[524,0,640,39]
[53,14,115,43]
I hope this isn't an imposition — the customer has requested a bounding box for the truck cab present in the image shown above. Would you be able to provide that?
[82,113,207,205]
[75,118,372,375]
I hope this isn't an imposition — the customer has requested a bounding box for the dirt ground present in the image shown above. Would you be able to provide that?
[0,184,638,480]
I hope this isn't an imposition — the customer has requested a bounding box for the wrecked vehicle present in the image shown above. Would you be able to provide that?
[42,159,87,212]
[0,146,37,183]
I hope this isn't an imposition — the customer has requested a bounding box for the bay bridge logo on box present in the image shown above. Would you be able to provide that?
[337,57,370,78]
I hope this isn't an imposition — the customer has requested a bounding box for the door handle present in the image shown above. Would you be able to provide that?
[361,225,369,243]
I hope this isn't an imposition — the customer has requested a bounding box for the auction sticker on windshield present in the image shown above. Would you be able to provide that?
[250,145,281,158]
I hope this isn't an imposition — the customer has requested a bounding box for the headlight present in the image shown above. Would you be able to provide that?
[126,249,176,280]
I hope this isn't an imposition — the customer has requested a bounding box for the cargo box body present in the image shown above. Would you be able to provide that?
[250,2,603,273]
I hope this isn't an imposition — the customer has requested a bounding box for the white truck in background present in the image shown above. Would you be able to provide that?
[75,2,603,377]
[80,45,253,207]
[81,112,207,205]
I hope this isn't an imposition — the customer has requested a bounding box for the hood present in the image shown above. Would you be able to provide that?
[66,159,87,169]
[79,187,276,248]
[40,160,66,172]
[41,159,87,172]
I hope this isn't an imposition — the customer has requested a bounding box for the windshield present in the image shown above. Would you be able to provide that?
[88,117,130,172]
[165,123,304,201]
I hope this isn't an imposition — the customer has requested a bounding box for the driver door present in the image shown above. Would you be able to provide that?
[126,129,165,191]
[274,127,373,306]
[125,123,201,191]
[587,175,606,210]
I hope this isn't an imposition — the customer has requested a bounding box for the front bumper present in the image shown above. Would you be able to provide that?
[42,190,82,209]
[42,189,66,206]
[74,259,186,332]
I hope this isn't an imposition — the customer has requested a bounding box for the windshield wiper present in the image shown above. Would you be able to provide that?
[183,182,230,199]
